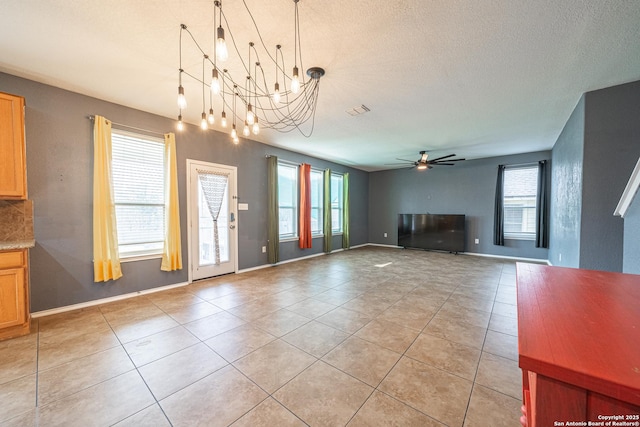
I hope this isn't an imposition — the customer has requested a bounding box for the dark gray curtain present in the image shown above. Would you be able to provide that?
[267,156,279,264]
[493,164,505,246]
[536,160,550,248]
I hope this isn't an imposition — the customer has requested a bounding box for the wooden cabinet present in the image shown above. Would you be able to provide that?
[0,249,30,340]
[0,92,27,199]
[517,263,640,426]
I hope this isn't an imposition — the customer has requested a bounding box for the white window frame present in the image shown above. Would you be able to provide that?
[503,165,538,241]
[331,173,344,234]
[277,162,298,241]
[111,129,166,260]
[310,168,324,237]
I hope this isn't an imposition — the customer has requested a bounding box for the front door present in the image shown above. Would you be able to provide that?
[188,160,237,281]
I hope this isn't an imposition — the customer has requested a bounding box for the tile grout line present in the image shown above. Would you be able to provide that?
[16,248,521,426]
[345,273,455,425]
[98,304,175,426]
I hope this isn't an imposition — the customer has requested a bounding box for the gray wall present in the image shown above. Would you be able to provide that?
[368,151,550,260]
[623,195,640,274]
[0,72,368,312]
[550,79,640,272]
[580,81,640,272]
[549,96,584,268]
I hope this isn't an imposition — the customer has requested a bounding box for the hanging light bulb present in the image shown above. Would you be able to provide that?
[211,69,221,95]
[273,82,281,103]
[291,66,300,94]
[216,26,228,61]
[252,116,260,135]
[246,104,255,125]
[200,112,208,130]
[177,85,187,109]
[231,124,237,140]
[233,136,239,145]
[243,120,250,137]
[176,0,326,139]
[177,114,184,131]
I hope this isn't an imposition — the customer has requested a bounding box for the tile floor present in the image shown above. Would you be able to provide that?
[0,247,524,426]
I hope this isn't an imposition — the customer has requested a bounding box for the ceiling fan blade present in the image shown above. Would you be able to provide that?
[395,158,415,163]
[429,154,456,162]
[444,158,466,162]
[431,162,456,166]
[385,162,414,165]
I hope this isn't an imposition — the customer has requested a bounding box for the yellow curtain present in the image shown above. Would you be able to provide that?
[93,115,122,282]
[161,132,183,271]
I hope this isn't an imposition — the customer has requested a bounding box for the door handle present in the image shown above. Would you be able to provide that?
[230,225,236,229]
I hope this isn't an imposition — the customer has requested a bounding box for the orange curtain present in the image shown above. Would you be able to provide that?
[299,163,312,249]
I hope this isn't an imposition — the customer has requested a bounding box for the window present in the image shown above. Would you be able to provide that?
[111,130,165,258]
[278,162,298,239]
[310,169,323,235]
[503,166,538,240]
[331,173,344,233]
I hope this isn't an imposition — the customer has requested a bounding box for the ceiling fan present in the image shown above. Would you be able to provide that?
[386,151,466,170]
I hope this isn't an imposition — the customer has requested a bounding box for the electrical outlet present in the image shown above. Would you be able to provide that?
[262,246,266,253]
[474,238,479,244]
[384,232,387,238]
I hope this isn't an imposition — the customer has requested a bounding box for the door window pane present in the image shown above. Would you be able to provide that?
[198,177,229,266]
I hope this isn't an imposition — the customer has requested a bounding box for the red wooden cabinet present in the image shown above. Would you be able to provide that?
[517,263,640,426]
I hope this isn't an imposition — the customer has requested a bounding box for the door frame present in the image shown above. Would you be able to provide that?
[186,159,238,283]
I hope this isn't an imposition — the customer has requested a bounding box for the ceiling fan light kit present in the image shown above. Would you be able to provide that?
[176,0,325,141]
[386,150,466,170]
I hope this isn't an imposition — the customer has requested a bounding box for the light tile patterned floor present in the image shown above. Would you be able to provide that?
[0,247,524,426]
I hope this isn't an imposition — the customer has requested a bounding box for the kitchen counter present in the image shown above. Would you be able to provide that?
[0,200,34,249]
[0,240,35,251]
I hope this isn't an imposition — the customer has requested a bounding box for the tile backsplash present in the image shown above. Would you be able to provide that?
[0,200,34,242]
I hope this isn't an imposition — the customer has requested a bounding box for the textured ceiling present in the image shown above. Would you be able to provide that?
[1,0,640,171]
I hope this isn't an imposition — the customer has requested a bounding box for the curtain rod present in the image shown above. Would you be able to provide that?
[87,115,166,138]
[503,161,541,169]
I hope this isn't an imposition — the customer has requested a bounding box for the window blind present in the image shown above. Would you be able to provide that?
[111,130,165,257]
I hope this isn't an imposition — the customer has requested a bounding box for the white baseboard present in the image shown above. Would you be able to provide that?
[238,248,343,273]
[277,251,329,265]
[464,251,549,264]
[31,281,190,318]
[236,264,272,274]
[366,243,402,249]
[349,243,369,249]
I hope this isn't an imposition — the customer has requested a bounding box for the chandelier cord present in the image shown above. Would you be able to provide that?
[181,24,299,101]
[176,0,323,138]
[181,26,302,118]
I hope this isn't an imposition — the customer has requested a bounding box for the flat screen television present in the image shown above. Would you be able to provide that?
[398,214,465,253]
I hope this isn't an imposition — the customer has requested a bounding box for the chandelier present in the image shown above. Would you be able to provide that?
[176,0,325,143]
